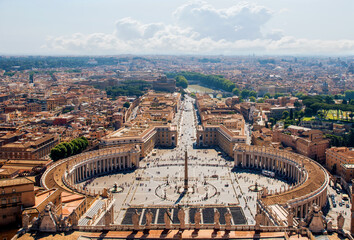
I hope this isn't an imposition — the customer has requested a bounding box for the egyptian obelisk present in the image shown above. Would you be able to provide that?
[184,150,188,191]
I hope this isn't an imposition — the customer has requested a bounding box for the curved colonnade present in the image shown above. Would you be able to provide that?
[41,145,140,196]
[234,144,329,218]
[42,143,329,221]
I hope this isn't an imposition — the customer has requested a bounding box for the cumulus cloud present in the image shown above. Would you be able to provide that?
[43,1,354,55]
[114,17,165,40]
[173,1,272,41]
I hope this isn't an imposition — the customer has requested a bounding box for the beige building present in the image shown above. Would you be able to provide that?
[273,126,329,164]
[0,177,35,226]
[0,134,58,160]
[196,94,247,156]
[326,147,354,182]
[197,125,246,157]
[101,125,177,158]
[101,91,180,158]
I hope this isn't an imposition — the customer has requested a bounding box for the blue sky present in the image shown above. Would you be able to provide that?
[1,0,354,55]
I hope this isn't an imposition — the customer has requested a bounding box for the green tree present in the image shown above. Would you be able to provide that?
[241,89,250,99]
[325,95,334,104]
[268,118,276,127]
[289,108,294,120]
[232,88,240,96]
[175,75,188,89]
[282,111,289,119]
[62,142,74,157]
[249,91,257,98]
[50,143,67,161]
[50,147,62,161]
[80,136,89,148]
[295,92,305,98]
[123,102,130,108]
[249,96,256,102]
[294,101,301,109]
[345,90,354,100]
[317,110,325,120]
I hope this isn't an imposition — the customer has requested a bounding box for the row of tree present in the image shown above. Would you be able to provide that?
[50,136,89,161]
[166,72,235,92]
[103,80,152,98]
[326,129,354,148]
[300,95,354,120]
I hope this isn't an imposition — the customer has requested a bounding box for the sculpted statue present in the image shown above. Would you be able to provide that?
[132,209,141,230]
[262,187,268,197]
[327,220,333,232]
[22,213,30,229]
[178,207,185,229]
[194,209,201,229]
[224,209,232,230]
[164,209,172,229]
[287,209,294,227]
[71,210,78,226]
[337,213,345,231]
[214,209,220,229]
[255,212,262,228]
[145,209,153,228]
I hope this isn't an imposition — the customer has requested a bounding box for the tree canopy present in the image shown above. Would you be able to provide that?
[175,75,188,89]
[102,80,152,98]
[166,71,235,92]
[50,136,89,161]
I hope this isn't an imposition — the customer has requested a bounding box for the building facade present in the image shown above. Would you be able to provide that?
[0,134,59,160]
[326,147,354,182]
[0,177,35,226]
[273,126,329,164]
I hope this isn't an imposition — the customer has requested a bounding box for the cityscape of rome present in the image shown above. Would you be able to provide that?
[1,1,354,240]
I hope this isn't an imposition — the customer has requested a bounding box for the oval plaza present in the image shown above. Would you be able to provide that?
[38,92,332,238]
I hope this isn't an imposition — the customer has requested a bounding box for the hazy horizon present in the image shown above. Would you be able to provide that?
[1,0,354,55]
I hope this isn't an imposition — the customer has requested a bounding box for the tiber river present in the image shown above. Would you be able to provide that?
[187,84,223,98]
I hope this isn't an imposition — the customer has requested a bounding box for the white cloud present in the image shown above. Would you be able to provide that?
[114,17,165,40]
[43,1,354,55]
[173,1,273,41]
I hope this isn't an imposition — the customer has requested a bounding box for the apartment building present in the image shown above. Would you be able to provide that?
[273,125,329,163]
[0,177,35,226]
[326,147,354,182]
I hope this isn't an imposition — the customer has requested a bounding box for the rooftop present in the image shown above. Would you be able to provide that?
[0,176,35,187]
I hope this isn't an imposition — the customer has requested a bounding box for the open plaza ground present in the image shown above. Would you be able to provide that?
[79,96,292,225]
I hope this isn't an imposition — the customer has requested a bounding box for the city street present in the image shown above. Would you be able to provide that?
[327,185,352,231]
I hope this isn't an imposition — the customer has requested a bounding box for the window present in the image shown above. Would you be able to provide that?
[1,199,6,205]
[12,197,17,203]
